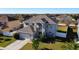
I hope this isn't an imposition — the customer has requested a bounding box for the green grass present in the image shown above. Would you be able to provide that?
[21,43,33,50]
[21,42,71,50]
[0,36,16,47]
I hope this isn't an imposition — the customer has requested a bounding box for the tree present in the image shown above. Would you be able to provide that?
[66,26,74,42]
[32,39,39,50]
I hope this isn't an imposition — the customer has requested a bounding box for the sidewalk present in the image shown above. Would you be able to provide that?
[5,39,31,50]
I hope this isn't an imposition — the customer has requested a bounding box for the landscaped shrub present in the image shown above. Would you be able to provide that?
[5,38,11,41]
[39,34,45,41]
[13,33,19,39]
[0,38,4,40]
[50,37,55,43]
[44,37,56,43]
[32,39,39,50]
[0,38,4,43]
[39,34,56,43]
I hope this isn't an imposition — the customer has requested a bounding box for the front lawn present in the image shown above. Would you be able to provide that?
[21,42,72,50]
[0,36,16,47]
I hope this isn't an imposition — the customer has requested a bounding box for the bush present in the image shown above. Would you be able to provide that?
[0,38,4,43]
[39,34,45,41]
[32,39,39,50]
[5,38,11,41]
[13,33,19,39]
[40,34,55,43]
[0,33,3,36]
[0,38,4,40]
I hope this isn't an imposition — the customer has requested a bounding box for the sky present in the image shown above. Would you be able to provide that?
[0,8,79,14]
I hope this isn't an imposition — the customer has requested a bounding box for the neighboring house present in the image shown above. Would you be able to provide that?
[0,16,8,29]
[56,15,77,38]
[17,15,57,39]
[56,23,77,38]
[56,15,73,24]
[1,20,21,37]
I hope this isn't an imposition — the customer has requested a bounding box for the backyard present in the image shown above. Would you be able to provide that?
[0,35,16,47]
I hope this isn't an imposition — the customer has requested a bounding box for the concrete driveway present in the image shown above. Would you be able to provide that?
[5,39,31,50]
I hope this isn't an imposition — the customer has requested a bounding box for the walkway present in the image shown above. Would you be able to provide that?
[5,39,31,50]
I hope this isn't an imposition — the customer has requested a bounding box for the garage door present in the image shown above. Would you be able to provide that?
[19,33,33,40]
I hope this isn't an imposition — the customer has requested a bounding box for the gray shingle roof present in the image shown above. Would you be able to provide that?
[17,26,33,34]
[56,15,73,24]
[24,15,56,24]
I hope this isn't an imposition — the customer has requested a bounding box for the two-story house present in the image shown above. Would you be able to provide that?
[17,15,57,40]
